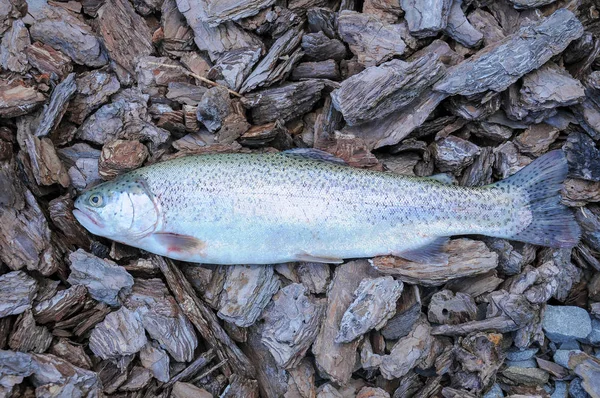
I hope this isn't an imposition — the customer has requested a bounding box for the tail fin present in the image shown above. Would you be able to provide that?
[492,150,581,248]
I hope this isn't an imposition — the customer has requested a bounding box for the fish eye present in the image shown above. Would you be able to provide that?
[89,194,103,207]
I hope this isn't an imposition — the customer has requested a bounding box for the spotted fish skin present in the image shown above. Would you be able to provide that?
[73,150,580,265]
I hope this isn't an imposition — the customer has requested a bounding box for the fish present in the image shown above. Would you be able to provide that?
[73,148,581,265]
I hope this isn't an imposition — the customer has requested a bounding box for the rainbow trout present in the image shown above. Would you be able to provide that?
[73,149,580,265]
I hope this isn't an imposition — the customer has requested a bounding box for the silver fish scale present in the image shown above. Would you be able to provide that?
[126,153,522,264]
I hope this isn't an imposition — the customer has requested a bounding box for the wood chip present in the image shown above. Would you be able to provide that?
[0,271,38,318]
[99,139,149,179]
[9,310,53,353]
[0,79,45,118]
[89,306,147,360]
[400,0,451,38]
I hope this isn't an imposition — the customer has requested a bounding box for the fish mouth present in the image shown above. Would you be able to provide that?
[72,206,104,229]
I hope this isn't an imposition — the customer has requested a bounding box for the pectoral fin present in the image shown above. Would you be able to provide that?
[153,232,206,255]
[295,252,344,264]
[394,237,449,265]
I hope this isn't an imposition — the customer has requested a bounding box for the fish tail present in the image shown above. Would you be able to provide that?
[491,150,581,248]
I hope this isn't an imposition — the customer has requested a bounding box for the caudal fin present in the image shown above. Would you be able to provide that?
[492,150,581,248]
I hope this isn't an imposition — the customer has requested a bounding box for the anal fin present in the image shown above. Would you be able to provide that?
[394,237,449,266]
[295,252,344,264]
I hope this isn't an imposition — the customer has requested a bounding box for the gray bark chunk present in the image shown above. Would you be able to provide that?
[96,0,153,81]
[9,311,52,353]
[467,9,505,46]
[344,90,447,149]
[218,264,281,327]
[361,315,432,379]
[331,54,444,126]
[241,26,304,93]
[118,366,152,391]
[0,79,45,118]
[336,276,403,343]
[160,0,195,56]
[140,342,170,382]
[285,358,316,398]
[508,0,556,9]
[68,70,120,125]
[123,278,198,362]
[176,0,263,62]
[57,143,102,190]
[400,0,451,38]
[460,146,494,187]
[261,283,325,368]
[337,10,406,66]
[307,7,337,38]
[0,19,30,73]
[444,0,483,48]
[0,271,37,318]
[428,290,477,325]
[33,285,87,324]
[408,39,463,67]
[434,9,584,96]
[67,249,134,307]
[563,132,600,182]
[0,0,24,35]
[166,82,208,106]
[372,239,498,286]
[301,32,348,62]
[196,86,232,132]
[433,136,481,173]
[34,73,77,138]
[28,3,107,67]
[209,47,262,92]
[500,367,549,386]
[312,260,380,385]
[0,161,57,275]
[297,262,331,294]
[136,56,191,95]
[381,285,421,340]
[542,305,592,343]
[242,80,325,125]
[204,0,275,26]
[77,88,170,149]
[172,381,214,398]
[89,306,147,359]
[292,60,340,81]
[519,62,585,112]
[24,41,73,80]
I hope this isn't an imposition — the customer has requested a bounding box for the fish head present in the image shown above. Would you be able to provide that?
[73,176,159,241]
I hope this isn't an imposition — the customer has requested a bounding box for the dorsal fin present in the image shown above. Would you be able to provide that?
[426,173,455,184]
[282,148,347,165]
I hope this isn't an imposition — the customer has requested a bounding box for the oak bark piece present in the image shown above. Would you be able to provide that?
[301,32,348,62]
[400,0,451,38]
[204,0,275,26]
[428,290,477,325]
[459,146,494,187]
[9,311,52,353]
[118,366,152,391]
[467,9,505,47]
[336,277,403,344]
[432,136,481,173]
[172,381,214,398]
[242,80,325,125]
[261,283,325,369]
[208,47,261,92]
[434,9,584,96]
[286,358,316,398]
[363,0,403,23]
[166,82,208,106]
[519,62,585,112]
[0,271,37,318]
[77,89,170,149]
[514,123,559,157]
[34,73,77,138]
[99,139,149,179]
[67,249,134,307]
[33,285,87,324]
[361,315,432,379]
[241,26,304,93]
[381,285,421,340]
[0,79,45,118]
[160,0,195,56]
[156,256,257,378]
[0,0,24,35]
[218,265,280,327]
[50,338,93,370]
[0,161,57,275]
[136,56,191,95]
[0,19,30,73]
[344,90,447,149]
[176,0,263,62]
[24,41,72,79]
[444,0,483,48]
[89,306,148,360]
[331,54,444,126]
[337,10,406,66]
[97,0,153,82]
[140,342,170,382]
[123,278,198,362]
[563,179,600,206]
[57,143,102,190]
[371,239,498,286]
[67,70,120,125]
[292,60,340,81]
[312,260,380,385]
[28,3,108,67]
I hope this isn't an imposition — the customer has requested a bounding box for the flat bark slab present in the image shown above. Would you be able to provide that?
[371,239,498,286]
[0,19,30,73]
[0,271,38,318]
[89,306,147,359]
[331,54,444,126]
[204,0,275,26]
[434,9,584,96]
[400,0,451,38]
[0,79,45,118]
